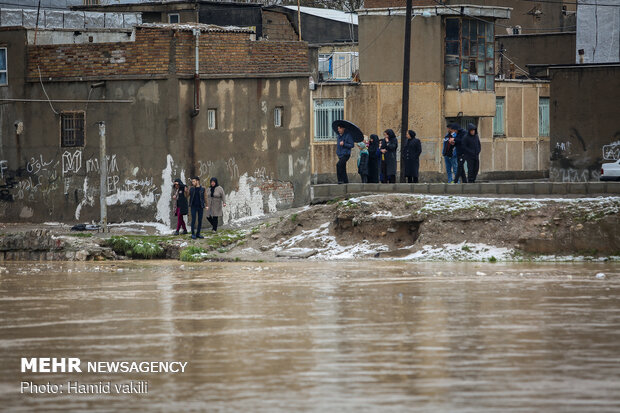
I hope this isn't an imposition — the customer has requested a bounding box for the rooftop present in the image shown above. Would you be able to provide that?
[358,4,511,19]
[282,6,358,25]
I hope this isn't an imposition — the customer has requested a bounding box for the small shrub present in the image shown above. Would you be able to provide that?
[290,213,298,222]
[488,256,497,263]
[180,246,208,262]
[107,236,164,259]
[461,245,471,252]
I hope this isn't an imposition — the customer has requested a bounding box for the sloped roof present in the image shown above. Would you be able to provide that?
[283,6,358,25]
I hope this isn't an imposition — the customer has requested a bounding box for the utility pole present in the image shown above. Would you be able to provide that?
[297,0,302,41]
[98,121,108,233]
[399,0,413,183]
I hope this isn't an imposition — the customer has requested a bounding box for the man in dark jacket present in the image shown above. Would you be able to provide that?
[188,176,207,239]
[463,123,481,183]
[448,122,468,184]
[336,125,355,184]
[442,132,458,183]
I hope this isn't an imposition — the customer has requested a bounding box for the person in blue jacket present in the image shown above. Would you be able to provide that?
[442,131,458,183]
[336,125,355,184]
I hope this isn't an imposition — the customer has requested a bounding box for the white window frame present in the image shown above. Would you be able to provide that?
[539,97,550,137]
[207,109,217,130]
[493,97,505,137]
[0,48,7,86]
[168,13,180,24]
[274,106,283,128]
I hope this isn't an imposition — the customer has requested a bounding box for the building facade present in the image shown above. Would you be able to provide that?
[0,24,311,224]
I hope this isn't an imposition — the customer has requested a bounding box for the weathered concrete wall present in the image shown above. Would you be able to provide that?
[486,81,550,176]
[358,14,442,83]
[496,32,576,74]
[549,65,620,182]
[577,0,620,64]
[0,28,311,225]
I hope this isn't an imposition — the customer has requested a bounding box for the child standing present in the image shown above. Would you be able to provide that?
[357,141,369,183]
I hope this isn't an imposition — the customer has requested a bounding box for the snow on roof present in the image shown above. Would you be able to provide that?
[139,22,254,33]
[283,6,358,25]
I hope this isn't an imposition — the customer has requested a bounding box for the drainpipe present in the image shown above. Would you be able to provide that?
[191,28,200,118]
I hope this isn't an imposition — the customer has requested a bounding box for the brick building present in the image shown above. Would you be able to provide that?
[0,24,311,225]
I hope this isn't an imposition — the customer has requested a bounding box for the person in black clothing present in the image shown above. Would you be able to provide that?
[448,122,468,184]
[463,123,481,183]
[188,176,207,239]
[172,178,189,235]
[403,130,422,183]
[381,129,398,183]
[367,134,380,183]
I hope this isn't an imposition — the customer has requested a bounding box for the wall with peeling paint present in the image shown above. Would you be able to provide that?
[0,30,310,226]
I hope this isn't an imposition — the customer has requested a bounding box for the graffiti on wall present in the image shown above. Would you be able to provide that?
[603,141,620,161]
[550,167,601,183]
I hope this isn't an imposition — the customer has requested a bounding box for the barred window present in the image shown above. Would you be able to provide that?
[539,97,550,137]
[313,99,343,141]
[207,109,217,130]
[0,48,7,86]
[61,112,85,147]
[445,17,495,91]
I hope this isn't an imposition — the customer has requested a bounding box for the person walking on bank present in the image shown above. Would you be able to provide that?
[381,129,398,183]
[336,125,355,184]
[206,177,226,232]
[367,134,380,183]
[403,130,422,183]
[172,178,189,235]
[464,123,481,183]
[357,142,369,183]
[448,123,468,183]
[189,176,207,239]
[442,131,457,183]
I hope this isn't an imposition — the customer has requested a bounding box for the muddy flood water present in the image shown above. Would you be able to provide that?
[1,261,619,412]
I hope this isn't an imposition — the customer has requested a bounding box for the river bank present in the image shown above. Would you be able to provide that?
[1,194,619,263]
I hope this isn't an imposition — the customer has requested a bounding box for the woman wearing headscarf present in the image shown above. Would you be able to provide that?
[367,133,380,183]
[206,177,226,232]
[381,129,398,183]
[172,178,189,235]
[403,130,422,183]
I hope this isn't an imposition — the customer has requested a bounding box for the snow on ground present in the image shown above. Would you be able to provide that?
[107,221,171,235]
[399,242,514,262]
[272,222,390,260]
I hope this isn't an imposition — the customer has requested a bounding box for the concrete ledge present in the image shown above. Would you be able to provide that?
[311,181,620,200]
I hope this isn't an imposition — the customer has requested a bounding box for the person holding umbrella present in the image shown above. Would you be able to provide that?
[333,120,363,184]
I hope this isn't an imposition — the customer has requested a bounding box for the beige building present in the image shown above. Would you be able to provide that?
[311,3,551,183]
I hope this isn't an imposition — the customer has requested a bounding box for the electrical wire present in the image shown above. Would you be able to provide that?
[38,65,59,115]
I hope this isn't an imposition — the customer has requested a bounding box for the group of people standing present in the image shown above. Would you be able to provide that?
[172,176,226,239]
[337,127,422,184]
[336,122,481,184]
[442,123,481,183]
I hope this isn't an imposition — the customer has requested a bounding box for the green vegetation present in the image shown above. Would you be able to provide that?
[337,200,359,209]
[461,245,471,252]
[180,246,209,262]
[107,236,164,259]
[203,229,246,249]
[488,256,497,263]
[290,213,298,222]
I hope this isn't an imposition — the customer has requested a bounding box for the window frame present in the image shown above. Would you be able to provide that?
[60,111,85,148]
[493,97,505,137]
[274,106,283,128]
[0,47,7,86]
[313,98,344,142]
[168,13,180,24]
[539,97,550,137]
[445,17,495,91]
[207,108,217,130]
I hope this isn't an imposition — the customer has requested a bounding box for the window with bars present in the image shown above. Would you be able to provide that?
[539,97,550,136]
[313,99,343,141]
[493,97,505,136]
[60,112,85,147]
[168,13,180,24]
[445,17,495,91]
[0,48,7,86]
[207,109,217,130]
[274,107,283,127]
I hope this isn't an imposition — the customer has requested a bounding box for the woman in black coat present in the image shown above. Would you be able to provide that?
[403,130,422,183]
[367,134,380,183]
[381,129,398,183]
[173,178,189,235]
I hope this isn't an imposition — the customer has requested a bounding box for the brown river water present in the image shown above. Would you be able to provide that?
[1,261,619,412]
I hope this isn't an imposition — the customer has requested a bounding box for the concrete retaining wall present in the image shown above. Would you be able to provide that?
[311,182,620,201]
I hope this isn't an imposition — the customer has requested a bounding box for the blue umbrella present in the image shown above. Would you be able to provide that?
[332,120,364,143]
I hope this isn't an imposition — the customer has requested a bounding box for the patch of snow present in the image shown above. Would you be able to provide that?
[399,242,514,262]
[108,221,170,235]
[595,273,606,279]
[155,155,174,227]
